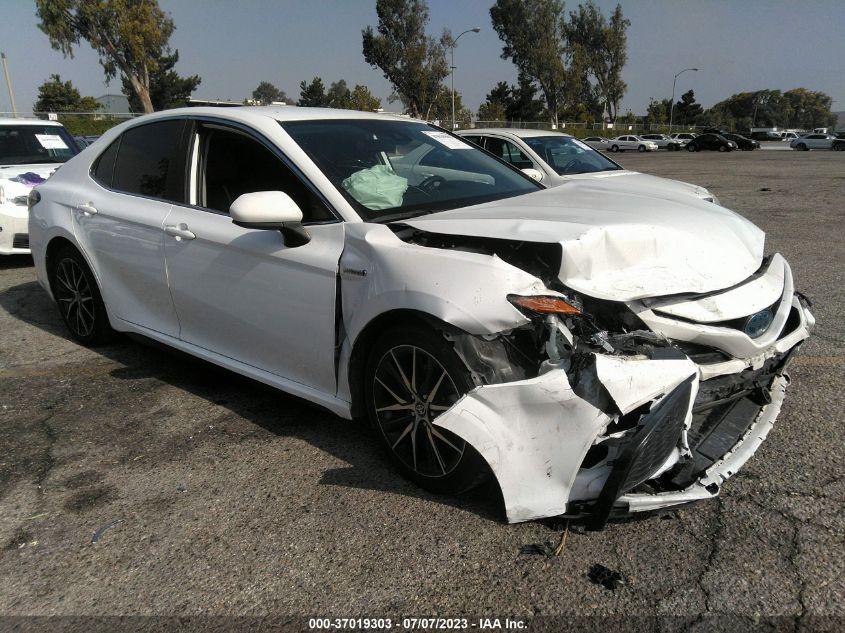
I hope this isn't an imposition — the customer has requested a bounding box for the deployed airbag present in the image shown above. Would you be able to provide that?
[342,165,408,210]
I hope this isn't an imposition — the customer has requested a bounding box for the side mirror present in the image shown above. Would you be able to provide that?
[521,167,544,183]
[229,191,310,247]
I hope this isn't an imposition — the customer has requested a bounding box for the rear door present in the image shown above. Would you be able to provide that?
[162,120,344,394]
[76,119,189,337]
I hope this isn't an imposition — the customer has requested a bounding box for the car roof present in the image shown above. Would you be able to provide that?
[461,127,573,139]
[0,117,65,127]
[114,106,422,126]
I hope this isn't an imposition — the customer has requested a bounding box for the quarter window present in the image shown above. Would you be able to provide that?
[91,137,120,187]
[198,125,333,222]
[112,120,187,202]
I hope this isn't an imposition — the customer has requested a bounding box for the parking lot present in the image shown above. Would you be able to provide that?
[1,149,843,629]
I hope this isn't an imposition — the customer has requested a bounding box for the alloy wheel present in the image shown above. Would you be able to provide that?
[372,345,465,478]
[54,257,95,338]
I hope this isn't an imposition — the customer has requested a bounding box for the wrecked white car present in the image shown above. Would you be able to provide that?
[29,107,813,529]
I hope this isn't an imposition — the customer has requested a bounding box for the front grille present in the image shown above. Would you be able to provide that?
[588,377,693,530]
[12,233,29,249]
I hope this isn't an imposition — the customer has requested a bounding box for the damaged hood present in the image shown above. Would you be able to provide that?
[400,183,765,300]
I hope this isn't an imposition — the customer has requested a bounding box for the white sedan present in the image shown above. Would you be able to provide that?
[457,128,720,202]
[30,107,813,527]
[0,118,80,254]
[790,134,843,151]
[607,135,659,152]
[582,136,612,150]
[640,133,686,150]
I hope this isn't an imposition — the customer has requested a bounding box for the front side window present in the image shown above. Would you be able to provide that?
[281,120,540,222]
[524,136,622,175]
[198,125,333,222]
[484,137,534,169]
[0,124,78,165]
[112,119,187,202]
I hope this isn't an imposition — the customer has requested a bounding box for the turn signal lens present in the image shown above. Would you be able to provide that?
[508,294,581,315]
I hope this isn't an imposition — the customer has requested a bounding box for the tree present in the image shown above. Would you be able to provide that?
[347,84,382,111]
[35,0,176,114]
[362,0,450,118]
[428,86,472,128]
[252,81,291,105]
[673,89,703,125]
[121,49,200,112]
[566,2,630,121]
[645,98,671,126]
[490,0,568,125]
[327,79,351,108]
[507,74,548,121]
[298,77,328,107]
[33,74,99,113]
[477,82,511,121]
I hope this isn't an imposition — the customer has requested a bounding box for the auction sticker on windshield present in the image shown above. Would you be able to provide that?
[34,134,69,150]
[422,131,472,149]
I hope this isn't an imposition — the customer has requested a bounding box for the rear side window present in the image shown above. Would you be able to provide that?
[91,138,120,187]
[461,135,483,147]
[112,120,187,202]
[484,137,533,169]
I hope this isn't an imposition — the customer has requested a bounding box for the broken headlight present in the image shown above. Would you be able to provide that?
[507,294,582,316]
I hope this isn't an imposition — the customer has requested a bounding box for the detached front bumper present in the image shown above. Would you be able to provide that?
[434,300,811,527]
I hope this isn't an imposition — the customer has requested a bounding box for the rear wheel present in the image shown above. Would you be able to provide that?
[364,325,489,495]
[48,245,115,346]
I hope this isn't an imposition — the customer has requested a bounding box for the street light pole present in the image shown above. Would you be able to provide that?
[668,67,698,134]
[450,27,480,130]
[1,53,17,118]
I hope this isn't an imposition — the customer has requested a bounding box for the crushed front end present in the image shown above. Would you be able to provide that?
[429,247,813,527]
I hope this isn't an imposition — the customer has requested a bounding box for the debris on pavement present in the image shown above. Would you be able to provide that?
[588,563,627,590]
[519,541,556,557]
[91,519,123,544]
[554,522,570,556]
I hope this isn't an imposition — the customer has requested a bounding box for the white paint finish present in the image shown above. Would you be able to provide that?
[229,190,303,225]
[433,367,610,523]
[163,206,345,395]
[403,183,764,300]
[71,186,180,337]
[649,253,786,323]
[594,355,698,414]
[637,260,799,360]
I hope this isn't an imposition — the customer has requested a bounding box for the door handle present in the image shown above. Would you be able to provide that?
[164,223,196,241]
[75,203,98,216]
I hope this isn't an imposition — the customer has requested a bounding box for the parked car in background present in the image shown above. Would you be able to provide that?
[790,134,841,151]
[582,136,612,150]
[640,133,685,150]
[607,135,659,152]
[457,128,721,202]
[1,118,79,254]
[780,132,799,141]
[686,133,738,152]
[670,132,698,142]
[750,131,782,141]
[29,106,813,527]
[723,133,760,151]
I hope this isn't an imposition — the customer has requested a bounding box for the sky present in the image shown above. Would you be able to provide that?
[1,0,843,116]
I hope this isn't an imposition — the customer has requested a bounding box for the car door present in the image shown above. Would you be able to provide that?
[75,118,189,337]
[162,120,344,394]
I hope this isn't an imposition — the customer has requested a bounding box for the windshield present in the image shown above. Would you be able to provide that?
[0,124,79,165]
[523,136,622,176]
[281,119,541,222]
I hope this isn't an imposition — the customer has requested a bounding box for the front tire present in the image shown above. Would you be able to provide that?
[364,325,489,495]
[610,144,619,152]
[796,143,807,151]
[718,145,727,152]
[48,245,115,346]
[638,144,646,152]
[687,143,696,152]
